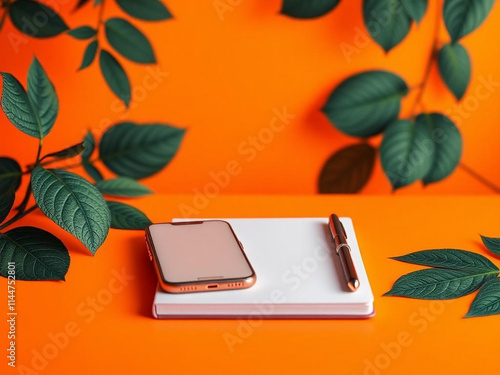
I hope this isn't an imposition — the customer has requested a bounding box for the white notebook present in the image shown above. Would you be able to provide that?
[153,218,374,319]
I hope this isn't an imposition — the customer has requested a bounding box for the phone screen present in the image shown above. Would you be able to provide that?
[148,220,254,284]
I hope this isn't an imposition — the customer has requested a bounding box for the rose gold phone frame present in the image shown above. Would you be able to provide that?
[145,221,256,293]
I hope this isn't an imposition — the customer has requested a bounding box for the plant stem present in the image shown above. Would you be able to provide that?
[459,163,500,194]
[0,205,37,231]
[96,0,106,32]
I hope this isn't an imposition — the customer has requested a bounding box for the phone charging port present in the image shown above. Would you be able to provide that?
[207,284,219,289]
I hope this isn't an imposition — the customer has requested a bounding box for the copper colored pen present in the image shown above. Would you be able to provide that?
[328,214,360,292]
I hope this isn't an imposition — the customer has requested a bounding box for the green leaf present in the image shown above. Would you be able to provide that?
[443,0,495,42]
[95,177,152,197]
[438,43,471,100]
[280,0,340,19]
[116,0,172,21]
[0,72,41,138]
[0,227,70,281]
[419,113,462,185]
[380,119,434,190]
[392,249,499,273]
[81,132,103,182]
[67,26,96,40]
[466,278,500,318]
[79,40,99,71]
[75,0,91,11]
[27,57,58,137]
[8,0,69,38]
[83,162,104,182]
[107,201,152,230]
[363,0,412,52]
[99,122,186,179]
[401,0,427,23]
[384,268,498,299]
[31,167,110,255]
[0,188,15,224]
[481,235,500,255]
[94,0,102,5]
[322,71,408,137]
[318,143,376,193]
[41,142,85,162]
[104,18,156,64]
[0,158,22,194]
[99,50,131,107]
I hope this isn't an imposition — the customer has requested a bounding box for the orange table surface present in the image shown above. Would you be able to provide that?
[2,195,500,375]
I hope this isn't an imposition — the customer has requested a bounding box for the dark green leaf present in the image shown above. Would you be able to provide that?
[82,131,96,159]
[380,119,434,190]
[419,113,462,185]
[0,188,15,224]
[0,73,41,138]
[481,235,500,255]
[95,0,102,5]
[322,71,408,137]
[318,143,376,193]
[363,0,412,52]
[9,0,69,38]
[280,0,340,19]
[99,122,186,179]
[79,40,99,71]
[401,0,427,23]
[0,227,70,280]
[384,268,498,299]
[443,0,495,42]
[83,161,104,182]
[96,177,152,197]
[116,0,172,21]
[27,57,58,137]
[466,278,500,318]
[41,142,85,162]
[31,167,110,255]
[0,158,22,194]
[74,0,91,11]
[99,50,131,107]
[392,249,499,273]
[438,43,471,100]
[104,18,156,64]
[67,26,96,40]
[107,201,152,230]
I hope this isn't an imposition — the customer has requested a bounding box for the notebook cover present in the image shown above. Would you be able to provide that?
[153,218,375,319]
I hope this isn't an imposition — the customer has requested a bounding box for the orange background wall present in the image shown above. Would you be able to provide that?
[0,0,499,195]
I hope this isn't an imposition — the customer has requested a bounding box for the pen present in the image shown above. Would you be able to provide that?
[328,214,360,292]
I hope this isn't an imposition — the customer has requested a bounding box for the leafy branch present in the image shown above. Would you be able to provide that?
[385,235,500,318]
[0,58,186,281]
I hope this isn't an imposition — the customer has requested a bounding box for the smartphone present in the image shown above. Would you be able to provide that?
[145,220,256,293]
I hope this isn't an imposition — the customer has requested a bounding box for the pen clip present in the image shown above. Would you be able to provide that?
[340,220,348,240]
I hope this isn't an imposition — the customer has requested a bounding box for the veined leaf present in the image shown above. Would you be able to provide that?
[27,57,58,137]
[116,0,172,21]
[9,0,68,38]
[281,0,340,19]
[466,278,500,318]
[0,158,22,194]
[96,177,152,197]
[384,268,498,299]
[99,50,131,107]
[0,188,15,224]
[380,119,434,190]
[40,142,85,162]
[81,132,103,182]
[68,26,96,40]
[438,43,471,100]
[443,0,495,42]
[363,0,412,52]
[0,73,41,138]
[481,235,500,255]
[99,122,186,179]
[392,249,499,273]
[401,0,427,23]
[79,40,99,71]
[105,18,156,64]
[318,143,376,193]
[31,167,110,255]
[107,201,152,230]
[0,227,70,280]
[419,113,462,185]
[322,71,408,137]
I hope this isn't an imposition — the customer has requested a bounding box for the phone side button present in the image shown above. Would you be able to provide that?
[146,241,153,261]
